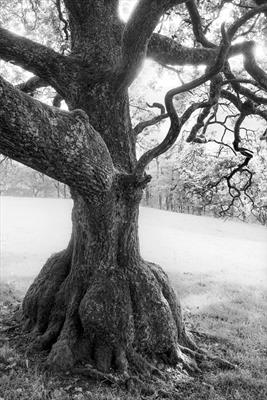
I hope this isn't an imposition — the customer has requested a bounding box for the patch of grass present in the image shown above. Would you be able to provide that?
[209,370,267,400]
[173,272,267,400]
[0,370,141,400]
[0,343,140,400]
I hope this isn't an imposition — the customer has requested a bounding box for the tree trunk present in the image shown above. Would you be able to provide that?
[1,0,260,382]
[23,182,189,373]
[14,2,196,376]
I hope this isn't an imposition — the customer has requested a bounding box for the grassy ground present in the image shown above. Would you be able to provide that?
[0,197,266,399]
[1,278,266,399]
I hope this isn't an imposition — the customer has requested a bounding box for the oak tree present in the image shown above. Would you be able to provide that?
[0,0,267,379]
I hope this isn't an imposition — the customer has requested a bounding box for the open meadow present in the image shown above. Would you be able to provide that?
[0,196,267,399]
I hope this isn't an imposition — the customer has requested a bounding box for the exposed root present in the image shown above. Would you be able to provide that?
[45,340,74,371]
[22,247,235,387]
[200,352,236,370]
[22,239,73,335]
[127,348,163,378]
[179,343,236,371]
[72,367,159,396]
[32,320,64,351]
[174,346,202,374]
[178,344,202,359]
[72,366,123,383]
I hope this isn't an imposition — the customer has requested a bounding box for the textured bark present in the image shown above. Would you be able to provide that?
[0,76,114,200]
[23,185,188,373]
[1,0,264,377]
[15,1,196,373]
[147,34,248,67]
[0,27,78,96]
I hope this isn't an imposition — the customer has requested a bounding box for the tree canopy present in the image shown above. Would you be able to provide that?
[0,0,267,200]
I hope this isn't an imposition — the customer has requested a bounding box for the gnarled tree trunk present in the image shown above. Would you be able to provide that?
[23,184,189,373]
[18,1,194,373]
[21,66,190,372]
[1,0,263,378]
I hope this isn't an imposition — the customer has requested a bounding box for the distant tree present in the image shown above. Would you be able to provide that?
[0,160,70,198]
[144,132,267,224]
[0,0,267,382]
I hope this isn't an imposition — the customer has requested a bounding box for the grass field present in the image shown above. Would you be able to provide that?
[0,196,267,399]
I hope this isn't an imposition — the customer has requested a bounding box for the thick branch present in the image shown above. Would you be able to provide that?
[53,93,64,108]
[117,0,185,90]
[147,33,217,66]
[0,27,75,95]
[147,34,249,67]
[233,110,254,159]
[63,0,89,22]
[16,76,48,94]
[0,76,114,199]
[254,0,267,17]
[185,0,216,48]
[147,4,267,67]
[228,4,267,38]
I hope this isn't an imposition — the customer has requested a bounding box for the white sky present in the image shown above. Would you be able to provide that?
[119,0,138,22]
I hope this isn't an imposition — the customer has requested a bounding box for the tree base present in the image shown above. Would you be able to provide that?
[22,242,197,371]
[22,243,235,392]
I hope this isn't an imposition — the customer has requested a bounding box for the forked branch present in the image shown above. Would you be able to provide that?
[187,74,223,143]
[134,103,168,136]
[147,4,267,67]
[117,0,185,90]
[134,25,231,177]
